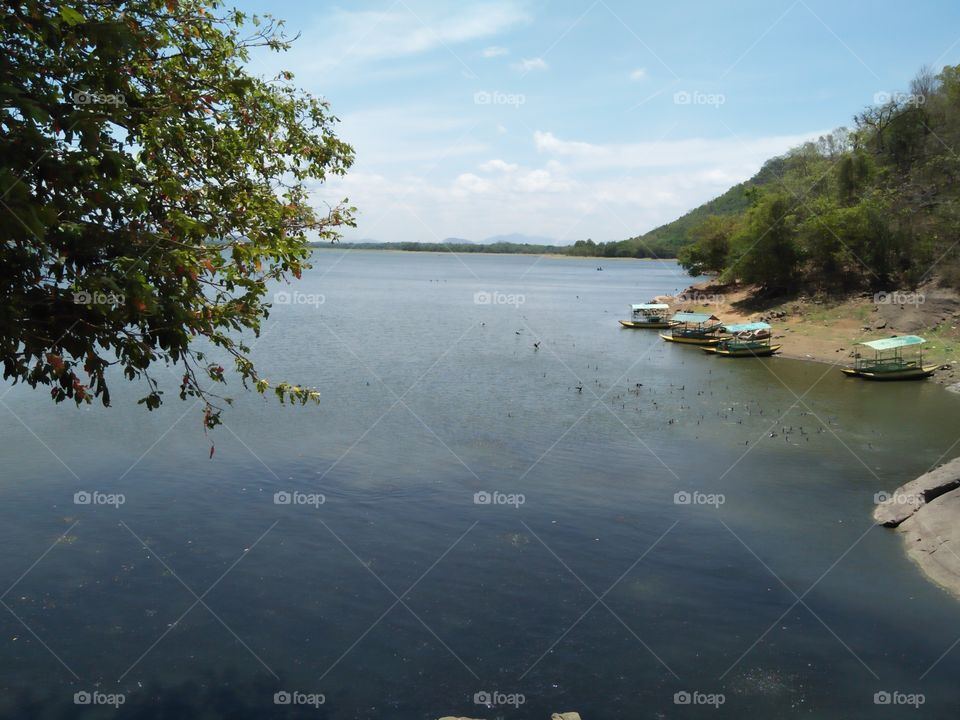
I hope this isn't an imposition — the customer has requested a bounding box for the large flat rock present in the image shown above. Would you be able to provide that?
[873,457,960,527]
[899,490,960,600]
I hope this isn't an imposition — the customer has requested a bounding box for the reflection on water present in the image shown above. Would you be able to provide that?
[0,251,958,719]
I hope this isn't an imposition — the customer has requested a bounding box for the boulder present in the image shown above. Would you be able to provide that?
[899,490,960,599]
[873,457,960,527]
[552,714,583,720]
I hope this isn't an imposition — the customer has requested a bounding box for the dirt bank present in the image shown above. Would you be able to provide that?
[656,280,960,384]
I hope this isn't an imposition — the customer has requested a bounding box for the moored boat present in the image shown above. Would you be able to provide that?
[702,321,781,357]
[841,335,937,380]
[659,312,722,346]
[619,303,673,329]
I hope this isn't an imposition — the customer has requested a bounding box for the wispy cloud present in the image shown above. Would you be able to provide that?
[533,130,826,169]
[482,45,510,57]
[314,129,828,244]
[512,57,548,72]
[629,67,648,81]
[262,2,530,78]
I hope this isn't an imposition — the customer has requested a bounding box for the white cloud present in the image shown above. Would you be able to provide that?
[256,2,529,79]
[512,57,548,72]
[629,67,648,81]
[482,45,510,57]
[313,128,828,245]
[479,159,519,172]
[532,130,826,171]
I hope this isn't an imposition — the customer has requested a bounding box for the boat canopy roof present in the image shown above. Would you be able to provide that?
[632,303,669,311]
[671,312,718,323]
[722,321,771,332]
[858,335,926,351]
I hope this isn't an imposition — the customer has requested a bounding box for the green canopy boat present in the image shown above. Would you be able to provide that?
[660,312,722,346]
[842,335,937,380]
[702,321,780,357]
[620,303,673,329]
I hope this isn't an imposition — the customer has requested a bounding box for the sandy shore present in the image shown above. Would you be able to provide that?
[656,280,960,385]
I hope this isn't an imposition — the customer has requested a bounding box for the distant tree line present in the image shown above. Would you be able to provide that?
[319,239,677,258]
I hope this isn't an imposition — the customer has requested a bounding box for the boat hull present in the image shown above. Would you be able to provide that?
[702,344,781,357]
[659,332,721,346]
[841,365,937,381]
[620,320,673,329]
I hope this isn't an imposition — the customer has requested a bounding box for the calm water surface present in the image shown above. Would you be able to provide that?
[1,251,959,718]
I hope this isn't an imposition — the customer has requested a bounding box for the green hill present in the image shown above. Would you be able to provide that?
[656,64,960,293]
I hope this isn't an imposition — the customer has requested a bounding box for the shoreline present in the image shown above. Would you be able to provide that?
[310,246,677,261]
[656,279,960,385]
[662,278,960,601]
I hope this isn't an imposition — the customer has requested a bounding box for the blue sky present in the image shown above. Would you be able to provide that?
[239,0,960,244]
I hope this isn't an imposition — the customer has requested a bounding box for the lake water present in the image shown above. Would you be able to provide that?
[1,250,959,719]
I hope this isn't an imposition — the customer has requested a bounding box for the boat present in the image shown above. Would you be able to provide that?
[659,312,722,345]
[702,321,781,357]
[841,335,937,380]
[619,303,673,329]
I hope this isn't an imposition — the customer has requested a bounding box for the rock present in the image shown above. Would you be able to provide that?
[899,491,960,600]
[874,457,960,527]
[874,320,887,329]
[552,714,583,720]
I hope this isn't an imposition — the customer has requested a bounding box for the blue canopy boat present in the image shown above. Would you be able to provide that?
[702,321,780,357]
[659,312,722,346]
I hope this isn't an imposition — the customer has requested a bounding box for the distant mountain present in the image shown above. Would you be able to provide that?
[482,233,558,245]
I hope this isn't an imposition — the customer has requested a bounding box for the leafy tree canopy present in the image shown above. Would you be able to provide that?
[1,0,354,428]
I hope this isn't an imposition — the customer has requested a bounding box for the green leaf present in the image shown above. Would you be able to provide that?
[58,5,84,25]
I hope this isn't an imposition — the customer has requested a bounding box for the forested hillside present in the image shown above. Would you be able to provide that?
[672,64,960,294]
